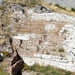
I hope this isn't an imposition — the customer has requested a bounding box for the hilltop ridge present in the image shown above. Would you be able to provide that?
[44,0,75,8]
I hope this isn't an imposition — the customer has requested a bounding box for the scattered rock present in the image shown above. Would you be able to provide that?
[33,5,52,13]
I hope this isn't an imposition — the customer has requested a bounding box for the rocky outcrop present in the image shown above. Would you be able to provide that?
[8,50,24,75]
[0,0,4,6]
[60,24,75,62]
[27,8,75,22]
[33,5,52,13]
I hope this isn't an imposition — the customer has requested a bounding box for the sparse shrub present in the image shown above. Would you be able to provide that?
[0,65,8,75]
[71,8,75,12]
[0,51,10,58]
[60,6,66,10]
[58,47,64,52]
[65,71,71,75]
[26,48,29,50]
[18,3,26,7]
[30,64,40,72]
[22,63,73,75]
[29,64,72,75]
[15,18,19,22]
[22,63,29,71]
[55,4,60,8]
[55,4,66,10]
[47,52,49,55]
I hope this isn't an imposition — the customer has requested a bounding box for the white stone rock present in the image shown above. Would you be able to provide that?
[21,55,75,72]
[13,33,37,40]
[59,24,75,62]
[27,8,75,23]
[45,24,55,32]
[0,53,3,57]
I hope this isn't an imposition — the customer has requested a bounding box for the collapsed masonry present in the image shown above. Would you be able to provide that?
[8,50,24,75]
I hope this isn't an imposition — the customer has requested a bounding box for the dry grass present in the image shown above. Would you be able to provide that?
[0,38,6,44]
[0,6,4,10]
[41,1,75,17]
[22,63,72,75]
[0,58,9,75]
[15,19,66,34]
[71,72,75,75]
[4,0,41,7]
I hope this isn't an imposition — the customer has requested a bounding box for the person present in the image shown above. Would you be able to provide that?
[9,50,24,75]
[19,40,22,47]
[9,37,12,46]
[9,37,14,55]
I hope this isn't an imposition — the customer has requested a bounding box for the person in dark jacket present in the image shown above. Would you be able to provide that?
[10,50,24,75]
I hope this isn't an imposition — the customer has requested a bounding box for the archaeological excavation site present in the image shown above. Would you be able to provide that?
[0,0,75,75]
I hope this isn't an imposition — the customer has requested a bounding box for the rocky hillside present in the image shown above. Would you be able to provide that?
[0,0,75,75]
[44,0,75,8]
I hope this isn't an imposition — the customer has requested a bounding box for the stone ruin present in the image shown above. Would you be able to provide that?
[8,50,24,75]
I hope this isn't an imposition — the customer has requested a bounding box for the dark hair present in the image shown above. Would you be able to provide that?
[9,37,12,45]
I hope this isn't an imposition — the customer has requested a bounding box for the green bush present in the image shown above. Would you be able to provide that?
[58,47,64,52]
[22,63,73,75]
[22,63,29,71]
[55,4,66,10]
[55,4,60,8]
[71,8,75,12]
[60,6,66,10]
